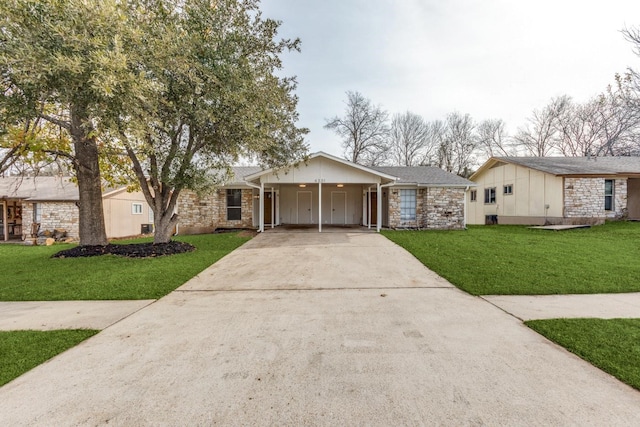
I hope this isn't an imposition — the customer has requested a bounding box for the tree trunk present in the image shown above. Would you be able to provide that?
[153,212,179,244]
[71,107,109,246]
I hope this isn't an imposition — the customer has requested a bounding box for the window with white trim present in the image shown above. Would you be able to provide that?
[226,189,242,220]
[132,203,143,215]
[503,184,513,195]
[400,189,416,221]
[470,190,477,202]
[604,179,614,211]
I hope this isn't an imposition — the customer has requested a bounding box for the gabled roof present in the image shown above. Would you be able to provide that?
[372,166,474,187]
[229,166,262,185]
[471,156,640,180]
[0,176,79,201]
[243,151,399,182]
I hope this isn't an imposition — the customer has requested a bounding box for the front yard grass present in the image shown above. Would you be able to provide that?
[0,232,251,301]
[526,319,640,391]
[0,329,98,386]
[382,222,640,295]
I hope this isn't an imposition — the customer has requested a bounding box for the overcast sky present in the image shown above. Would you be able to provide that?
[259,0,640,158]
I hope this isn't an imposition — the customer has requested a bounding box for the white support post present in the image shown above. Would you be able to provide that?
[318,181,322,233]
[377,182,382,232]
[367,187,372,229]
[271,188,275,228]
[259,182,264,233]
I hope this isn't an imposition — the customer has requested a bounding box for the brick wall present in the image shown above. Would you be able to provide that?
[387,187,465,229]
[424,187,466,229]
[564,178,627,220]
[177,188,254,234]
[22,201,79,239]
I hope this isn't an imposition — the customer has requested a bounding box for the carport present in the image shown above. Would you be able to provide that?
[243,152,397,232]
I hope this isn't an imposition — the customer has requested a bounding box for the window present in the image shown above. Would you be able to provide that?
[470,190,477,202]
[33,203,42,222]
[148,207,154,223]
[503,184,513,195]
[484,187,496,204]
[604,179,614,211]
[400,189,416,221]
[132,203,143,214]
[226,189,242,220]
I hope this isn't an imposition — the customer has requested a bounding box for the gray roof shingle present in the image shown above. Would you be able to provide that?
[372,166,474,186]
[0,176,79,201]
[494,156,640,175]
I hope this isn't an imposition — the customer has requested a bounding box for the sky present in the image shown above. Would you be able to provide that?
[259,0,640,158]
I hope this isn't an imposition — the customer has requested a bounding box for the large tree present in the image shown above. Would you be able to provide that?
[325,91,389,165]
[437,112,477,177]
[0,0,142,245]
[513,96,569,157]
[389,111,434,166]
[116,0,308,243]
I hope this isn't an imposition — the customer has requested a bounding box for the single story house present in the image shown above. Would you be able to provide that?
[177,151,473,233]
[0,176,152,241]
[467,156,640,225]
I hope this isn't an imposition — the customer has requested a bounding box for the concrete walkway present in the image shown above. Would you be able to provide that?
[0,300,155,330]
[484,293,640,321]
[1,232,640,425]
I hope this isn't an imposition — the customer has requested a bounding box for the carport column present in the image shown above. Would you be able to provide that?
[271,188,275,228]
[318,181,322,233]
[367,186,372,229]
[377,182,382,232]
[259,182,264,233]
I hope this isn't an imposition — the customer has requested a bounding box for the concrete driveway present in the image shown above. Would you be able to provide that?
[1,231,640,425]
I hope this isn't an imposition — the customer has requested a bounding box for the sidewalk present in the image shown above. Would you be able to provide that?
[0,300,155,331]
[483,292,640,321]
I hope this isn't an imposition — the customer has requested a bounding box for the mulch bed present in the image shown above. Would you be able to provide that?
[52,241,196,259]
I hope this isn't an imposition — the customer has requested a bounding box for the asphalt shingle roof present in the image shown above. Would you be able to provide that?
[372,166,473,186]
[0,176,79,201]
[494,156,640,175]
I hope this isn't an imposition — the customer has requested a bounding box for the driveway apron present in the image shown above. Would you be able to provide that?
[1,232,640,425]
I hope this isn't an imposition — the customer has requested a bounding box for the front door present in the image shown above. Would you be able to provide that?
[367,192,377,224]
[297,191,312,224]
[331,191,346,224]
[264,191,273,224]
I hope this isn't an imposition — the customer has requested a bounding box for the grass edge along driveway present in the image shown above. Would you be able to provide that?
[382,222,640,295]
[526,318,640,391]
[0,232,251,301]
[0,329,99,387]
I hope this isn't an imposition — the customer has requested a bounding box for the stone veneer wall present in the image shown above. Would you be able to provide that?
[21,201,79,239]
[424,187,465,229]
[564,178,627,220]
[387,187,465,229]
[177,188,254,234]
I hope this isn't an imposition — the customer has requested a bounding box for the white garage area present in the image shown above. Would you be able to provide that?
[244,152,397,232]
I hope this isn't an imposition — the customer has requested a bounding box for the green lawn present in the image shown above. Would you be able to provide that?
[526,319,640,391]
[382,222,640,295]
[0,233,251,301]
[0,329,98,386]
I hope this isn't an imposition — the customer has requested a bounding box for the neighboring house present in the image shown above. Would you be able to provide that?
[0,176,151,241]
[177,151,473,233]
[467,156,640,225]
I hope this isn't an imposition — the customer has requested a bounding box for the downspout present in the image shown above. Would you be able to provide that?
[464,185,469,229]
